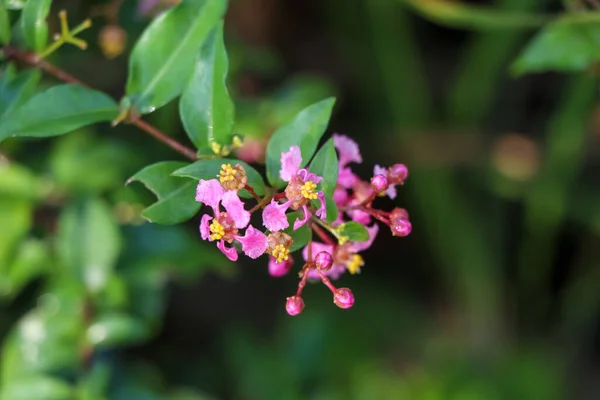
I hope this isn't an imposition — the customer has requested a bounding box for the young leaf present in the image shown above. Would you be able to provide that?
[338,222,369,242]
[87,313,149,348]
[173,158,266,197]
[0,84,119,143]
[21,0,52,52]
[1,375,74,400]
[309,139,338,198]
[57,198,121,293]
[128,161,201,225]
[512,21,600,75]
[0,2,10,44]
[180,23,234,149]
[0,69,42,119]
[265,97,336,188]
[282,212,312,252]
[125,0,227,114]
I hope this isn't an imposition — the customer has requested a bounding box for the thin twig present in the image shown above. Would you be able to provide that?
[311,222,335,246]
[130,116,197,160]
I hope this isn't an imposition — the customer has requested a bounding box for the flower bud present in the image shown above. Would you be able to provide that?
[219,163,248,191]
[98,25,127,59]
[390,207,409,221]
[286,296,305,316]
[314,251,334,271]
[387,163,408,185]
[333,288,355,309]
[390,217,411,237]
[268,256,294,277]
[370,174,389,194]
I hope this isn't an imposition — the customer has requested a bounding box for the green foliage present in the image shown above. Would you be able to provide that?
[125,0,227,114]
[57,198,121,293]
[0,84,119,143]
[87,313,149,348]
[338,222,369,242]
[21,0,52,52]
[308,138,339,223]
[265,98,336,188]
[283,212,312,251]
[180,24,234,149]
[128,161,201,225]
[512,20,600,74]
[173,158,266,197]
[0,1,10,44]
[0,69,41,120]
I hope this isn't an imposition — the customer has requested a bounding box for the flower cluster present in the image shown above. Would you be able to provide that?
[194,134,411,316]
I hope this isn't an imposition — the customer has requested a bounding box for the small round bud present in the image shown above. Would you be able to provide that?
[314,251,334,271]
[390,207,409,221]
[390,218,412,237]
[268,256,293,277]
[370,174,389,194]
[286,296,305,316]
[98,25,127,59]
[387,163,408,185]
[219,163,248,191]
[333,288,355,309]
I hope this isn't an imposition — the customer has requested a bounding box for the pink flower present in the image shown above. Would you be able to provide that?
[196,179,226,213]
[222,190,250,229]
[280,145,303,182]
[374,165,397,199]
[263,199,291,232]
[333,134,362,166]
[235,225,268,259]
[302,242,346,280]
[268,256,294,277]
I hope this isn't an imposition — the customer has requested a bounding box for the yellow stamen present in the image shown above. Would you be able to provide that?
[219,164,236,184]
[272,244,289,263]
[347,254,364,274]
[301,181,318,200]
[209,220,225,241]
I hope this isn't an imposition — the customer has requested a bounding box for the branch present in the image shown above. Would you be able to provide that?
[3,45,198,161]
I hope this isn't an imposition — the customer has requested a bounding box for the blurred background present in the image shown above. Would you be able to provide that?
[3,0,600,399]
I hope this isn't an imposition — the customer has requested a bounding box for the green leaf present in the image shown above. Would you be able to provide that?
[125,0,228,114]
[128,161,201,224]
[282,212,312,252]
[87,313,149,348]
[512,21,600,75]
[308,138,338,222]
[0,161,45,201]
[173,158,266,197]
[0,84,119,143]
[0,69,42,119]
[180,23,234,149]
[4,239,49,298]
[21,0,52,52]
[338,222,369,242]
[0,1,10,44]
[6,0,27,10]
[265,97,335,188]
[0,198,32,291]
[57,198,121,293]
[1,375,73,400]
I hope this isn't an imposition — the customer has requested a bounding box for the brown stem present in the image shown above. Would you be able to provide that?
[296,268,309,297]
[130,116,197,160]
[311,222,336,246]
[244,184,262,202]
[3,45,198,161]
[316,269,337,294]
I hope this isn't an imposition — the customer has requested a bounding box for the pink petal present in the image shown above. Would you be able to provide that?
[222,191,250,229]
[196,179,225,213]
[262,200,291,232]
[374,165,397,199]
[349,224,379,253]
[297,169,323,185]
[386,185,397,200]
[268,256,294,277]
[280,146,302,182]
[235,225,268,259]
[200,214,212,240]
[373,164,387,176]
[302,242,335,262]
[315,192,326,220]
[217,240,238,261]
[334,134,362,166]
[347,208,371,225]
[333,187,349,206]
[338,167,359,188]
[293,205,310,230]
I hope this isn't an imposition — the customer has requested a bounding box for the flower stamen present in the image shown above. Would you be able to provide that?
[347,254,364,274]
[272,244,290,263]
[301,181,318,200]
[209,219,225,241]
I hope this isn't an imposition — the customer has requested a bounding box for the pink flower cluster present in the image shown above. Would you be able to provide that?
[194,134,411,316]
